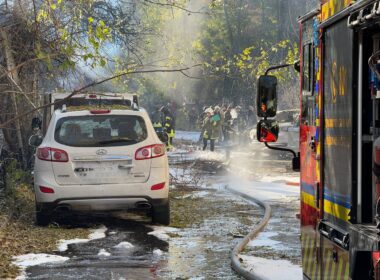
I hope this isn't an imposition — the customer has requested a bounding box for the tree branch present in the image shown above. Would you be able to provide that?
[0,66,39,111]
[0,55,61,80]
[143,0,209,15]
[0,65,202,129]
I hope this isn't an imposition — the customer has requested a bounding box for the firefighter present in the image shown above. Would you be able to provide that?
[202,107,222,152]
[161,106,175,150]
[151,105,164,133]
[202,108,214,151]
[213,105,224,142]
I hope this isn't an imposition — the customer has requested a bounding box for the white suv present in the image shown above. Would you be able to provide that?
[33,106,170,226]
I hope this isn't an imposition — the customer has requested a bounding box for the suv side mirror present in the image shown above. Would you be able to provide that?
[156,131,168,143]
[257,119,279,142]
[257,75,278,118]
[28,134,43,147]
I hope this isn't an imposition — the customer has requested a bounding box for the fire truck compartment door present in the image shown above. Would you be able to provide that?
[319,220,349,250]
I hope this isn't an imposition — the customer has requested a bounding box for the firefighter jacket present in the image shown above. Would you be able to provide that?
[151,110,164,130]
[202,113,222,140]
[163,113,175,137]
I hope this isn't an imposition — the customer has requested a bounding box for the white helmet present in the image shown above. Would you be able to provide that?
[205,107,214,114]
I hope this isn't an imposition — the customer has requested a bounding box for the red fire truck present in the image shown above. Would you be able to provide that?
[256,0,380,279]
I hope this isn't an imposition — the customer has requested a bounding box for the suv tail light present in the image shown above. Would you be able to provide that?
[39,186,55,193]
[37,147,69,162]
[151,182,165,190]
[135,144,165,160]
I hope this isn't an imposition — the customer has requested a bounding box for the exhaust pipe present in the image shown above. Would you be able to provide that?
[55,205,71,212]
[135,201,151,210]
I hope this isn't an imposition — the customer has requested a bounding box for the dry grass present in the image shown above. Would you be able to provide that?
[0,164,89,279]
[169,188,208,228]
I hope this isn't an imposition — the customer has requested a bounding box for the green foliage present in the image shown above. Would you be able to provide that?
[4,160,32,197]
[190,0,302,106]
[34,0,115,70]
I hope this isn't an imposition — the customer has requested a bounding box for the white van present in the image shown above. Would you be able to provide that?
[31,94,170,226]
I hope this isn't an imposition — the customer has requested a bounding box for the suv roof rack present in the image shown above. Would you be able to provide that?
[49,92,140,112]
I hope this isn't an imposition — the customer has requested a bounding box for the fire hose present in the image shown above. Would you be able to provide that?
[228,187,272,280]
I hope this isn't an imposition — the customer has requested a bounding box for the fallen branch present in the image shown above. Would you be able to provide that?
[0,65,202,129]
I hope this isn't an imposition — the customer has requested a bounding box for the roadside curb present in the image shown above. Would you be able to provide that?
[227,187,272,280]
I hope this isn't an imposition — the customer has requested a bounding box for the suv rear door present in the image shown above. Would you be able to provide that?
[51,113,151,185]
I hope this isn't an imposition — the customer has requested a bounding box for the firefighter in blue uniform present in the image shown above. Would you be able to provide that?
[160,106,175,150]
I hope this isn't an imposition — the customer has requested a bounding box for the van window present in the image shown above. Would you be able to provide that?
[55,115,147,147]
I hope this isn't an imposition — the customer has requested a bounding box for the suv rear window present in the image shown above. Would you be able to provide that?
[55,115,147,147]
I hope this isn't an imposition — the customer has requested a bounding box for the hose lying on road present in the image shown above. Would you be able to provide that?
[227,187,272,280]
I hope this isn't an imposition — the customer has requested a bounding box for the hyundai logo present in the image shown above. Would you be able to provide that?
[96,149,108,156]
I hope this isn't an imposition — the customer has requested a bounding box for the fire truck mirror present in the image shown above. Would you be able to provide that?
[256,119,279,143]
[292,155,300,172]
[257,75,278,118]
[294,60,301,73]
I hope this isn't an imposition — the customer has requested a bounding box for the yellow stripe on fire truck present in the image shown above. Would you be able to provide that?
[301,191,316,208]
[324,199,350,222]
[302,233,350,279]
[302,190,350,222]
[302,233,319,279]
[322,241,350,279]
[325,118,352,128]
[321,0,354,22]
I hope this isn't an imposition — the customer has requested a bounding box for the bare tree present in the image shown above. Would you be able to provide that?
[0,0,153,166]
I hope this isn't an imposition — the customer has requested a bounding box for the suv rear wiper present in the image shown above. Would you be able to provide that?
[98,138,137,145]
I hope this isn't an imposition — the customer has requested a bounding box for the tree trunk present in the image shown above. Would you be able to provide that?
[0,28,27,168]
[223,0,236,54]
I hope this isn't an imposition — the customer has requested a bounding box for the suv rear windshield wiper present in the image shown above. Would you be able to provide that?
[98,138,138,145]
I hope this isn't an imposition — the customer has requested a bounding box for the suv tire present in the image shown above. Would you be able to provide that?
[35,204,52,226]
[152,202,170,225]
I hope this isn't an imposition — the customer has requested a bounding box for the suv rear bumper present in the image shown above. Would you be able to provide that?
[36,197,169,213]
[34,167,169,203]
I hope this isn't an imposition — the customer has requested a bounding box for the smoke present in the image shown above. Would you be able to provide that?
[142,1,208,105]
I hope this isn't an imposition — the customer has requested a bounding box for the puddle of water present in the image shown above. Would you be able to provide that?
[156,179,261,279]
[23,219,169,279]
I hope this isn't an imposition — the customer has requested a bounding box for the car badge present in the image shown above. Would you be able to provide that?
[96,149,108,156]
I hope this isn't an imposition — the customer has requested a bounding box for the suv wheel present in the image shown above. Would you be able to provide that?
[35,204,52,226]
[152,202,170,225]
